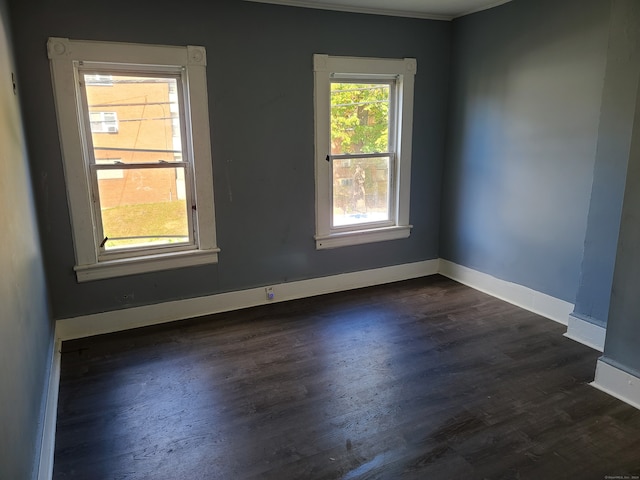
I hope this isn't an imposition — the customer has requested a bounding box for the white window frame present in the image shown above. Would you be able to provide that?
[48,38,219,282]
[313,54,416,249]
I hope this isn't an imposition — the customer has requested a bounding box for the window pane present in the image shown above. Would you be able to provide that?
[332,157,390,227]
[97,166,190,250]
[84,73,183,163]
[330,83,390,154]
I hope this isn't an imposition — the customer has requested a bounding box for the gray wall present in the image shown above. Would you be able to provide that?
[572,0,640,327]
[0,0,54,478]
[8,0,450,319]
[441,0,610,303]
[602,24,640,376]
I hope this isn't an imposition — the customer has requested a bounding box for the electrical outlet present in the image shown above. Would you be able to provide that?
[265,286,275,301]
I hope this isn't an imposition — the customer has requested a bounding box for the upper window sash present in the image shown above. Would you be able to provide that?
[330,78,397,156]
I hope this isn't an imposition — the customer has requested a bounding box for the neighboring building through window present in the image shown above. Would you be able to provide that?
[313,54,416,249]
[89,111,118,133]
[48,38,219,281]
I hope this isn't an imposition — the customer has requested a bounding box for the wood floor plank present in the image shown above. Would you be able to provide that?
[54,275,640,479]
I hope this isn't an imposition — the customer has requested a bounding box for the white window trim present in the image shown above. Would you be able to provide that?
[48,38,219,282]
[313,54,416,250]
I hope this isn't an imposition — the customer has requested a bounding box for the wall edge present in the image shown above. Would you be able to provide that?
[36,335,61,480]
[591,358,640,411]
[438,259,573,325]
[564,313,606,351]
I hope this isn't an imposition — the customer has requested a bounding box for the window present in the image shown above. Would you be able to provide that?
[48,38,219,282]
[313,54,416,249]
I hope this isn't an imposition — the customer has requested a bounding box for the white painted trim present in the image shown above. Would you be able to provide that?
[315,225,412,249]
[75,248,219,282]
[564,314,606,352]
[37,335,61,480]
[242,0,453,21]
[314,55,417,75]
[57,259,440,341]
[591,359,640,411]
[438,259,573,325]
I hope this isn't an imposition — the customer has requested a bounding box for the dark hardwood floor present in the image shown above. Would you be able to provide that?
[54,275,640,479]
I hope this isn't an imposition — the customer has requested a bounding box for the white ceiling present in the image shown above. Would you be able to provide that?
[243,0,513,20]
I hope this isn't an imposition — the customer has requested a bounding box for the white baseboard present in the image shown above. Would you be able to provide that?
[591,359,640,411]
[37,335,61,480]
[49,256,637,480]
[564,314,606,352]
[438,259,573,325]
[56,259,440,341]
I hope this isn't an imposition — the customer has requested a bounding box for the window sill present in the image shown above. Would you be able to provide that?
[315,225,412,250]
[74,248,220,282]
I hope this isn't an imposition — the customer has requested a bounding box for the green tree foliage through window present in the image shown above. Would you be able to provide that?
[330,81,393,225]
[330,82,390,155]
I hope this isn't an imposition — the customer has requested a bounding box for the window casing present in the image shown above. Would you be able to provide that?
[313,54,416,249]
[48,38,219,282]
